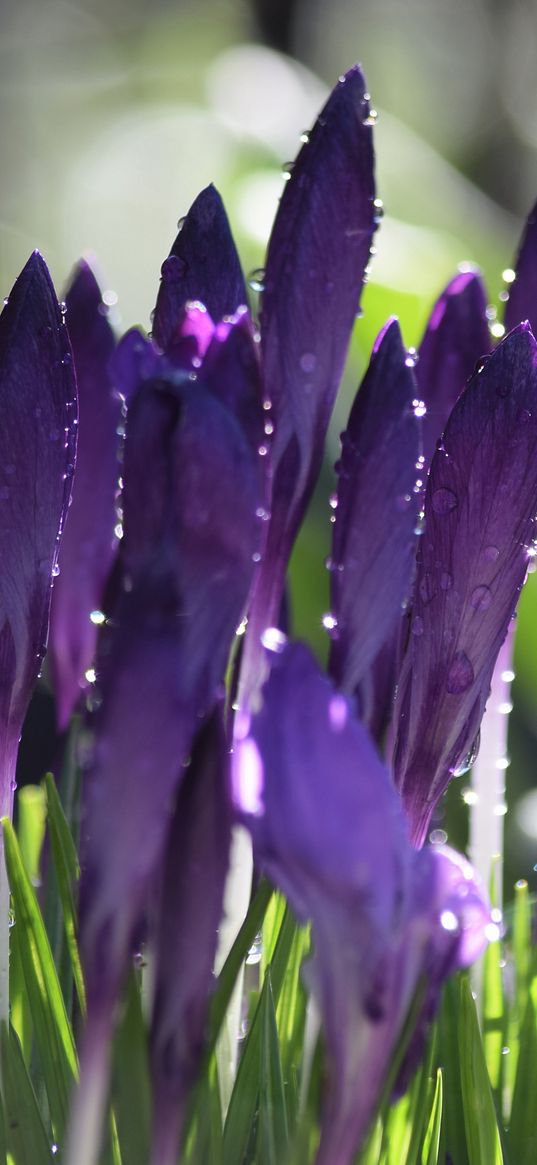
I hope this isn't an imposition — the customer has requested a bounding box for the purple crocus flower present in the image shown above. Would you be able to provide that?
[416,267,490,474]
[504,198,537,335]
[233,641,495,1165]
[150,704,231,1165]
[49,259,120,730]
[72,302,264,1164]
[327,318,421,732]
[152,183,248,355]
[241,64,377,697]
[0,252,77,812]
[393,323,537,845]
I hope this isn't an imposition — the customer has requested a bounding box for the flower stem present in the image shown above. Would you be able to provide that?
[469,625,514,909]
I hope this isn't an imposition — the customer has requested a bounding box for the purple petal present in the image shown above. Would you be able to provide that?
[504,200,537,335]
[393,323,537,845]
[233,643,494,1164]
[79,375,262,1015]
[243,68,376,691]
[0,252,77,808]
[328,319,420,720]
[152,185,247,351]
[49,260,120,729]
[417,269,490,472]
[111,327,162,405]
[150,706,231,1165]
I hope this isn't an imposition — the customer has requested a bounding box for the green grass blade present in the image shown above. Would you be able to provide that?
[2,818,77,1141]
[1,1022,52,1164]
[208,879,273,1053]
[256,970,289,1165]
[185,1057,223,1165]
[481,935,504,1098]
[43,772,85,1014]
[222,906,296,1165]
[506,980,537,1165]
[421,1069,443,1165]
[458,976,504,1165]
[438,979,469,1165]
[110,971,151,1165]
[17,786,46,884]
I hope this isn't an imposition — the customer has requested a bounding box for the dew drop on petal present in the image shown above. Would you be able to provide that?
[432,487,458,514]
[412,615,424,636]
[446,651,474,694]
[440,571,453,591]
[261,627,287,653]
[470,584,492,611]
[299,352,317,373]
[484,544,500,562]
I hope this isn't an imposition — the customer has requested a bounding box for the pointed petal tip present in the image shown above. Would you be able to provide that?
[373,315,402,354]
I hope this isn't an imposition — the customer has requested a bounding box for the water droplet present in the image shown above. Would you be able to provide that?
[440,909,459,933]
[502,268,516,284]
[248,268,266,294]
[430,828,448,846]
[299,352,316,374]
[396,493,411,512]
[258,445,268,457]
[518,407,532,424]
[322,613,338,635]
[255,506,270,521]
[432,487,458,514]
[329,492,338,511]
[252,551,261,563]
[246,933,263,964]
[363,108,378,126]
[282,161,294,181]
[3,297,9,308]
[49,428,61,442]
[261,627,287,653]
[484,544,500,562]
[470,584,492,611]
[264,420,274,436]
[90,609,105,625]
[299,129,310,143]
[497,381,511,398]
[160,254,187,283]
[51,563,60,578]
[440,571,453,590]
[419,573,436,605]
[59,301,67,318]
[414,512,426,536]
[450,731,480,776]
[501,668,515,683]
[446,651,474,694]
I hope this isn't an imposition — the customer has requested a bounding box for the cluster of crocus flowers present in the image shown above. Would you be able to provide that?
[1,60,537,1165]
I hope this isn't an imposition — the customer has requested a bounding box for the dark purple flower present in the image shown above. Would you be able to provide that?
[150,705,231,1165]
[74,311,264,1163]
[504,198,537,335]
[416,268,490,473]
[0,251,77,813]
[49,260,120,729]
[233,641,494,1165]
[393,323,537,845]
[327,318,420,730]
[241,65,377,696]
[152,184,247,354]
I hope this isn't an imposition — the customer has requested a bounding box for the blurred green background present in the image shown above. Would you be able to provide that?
[2,0,537,889]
